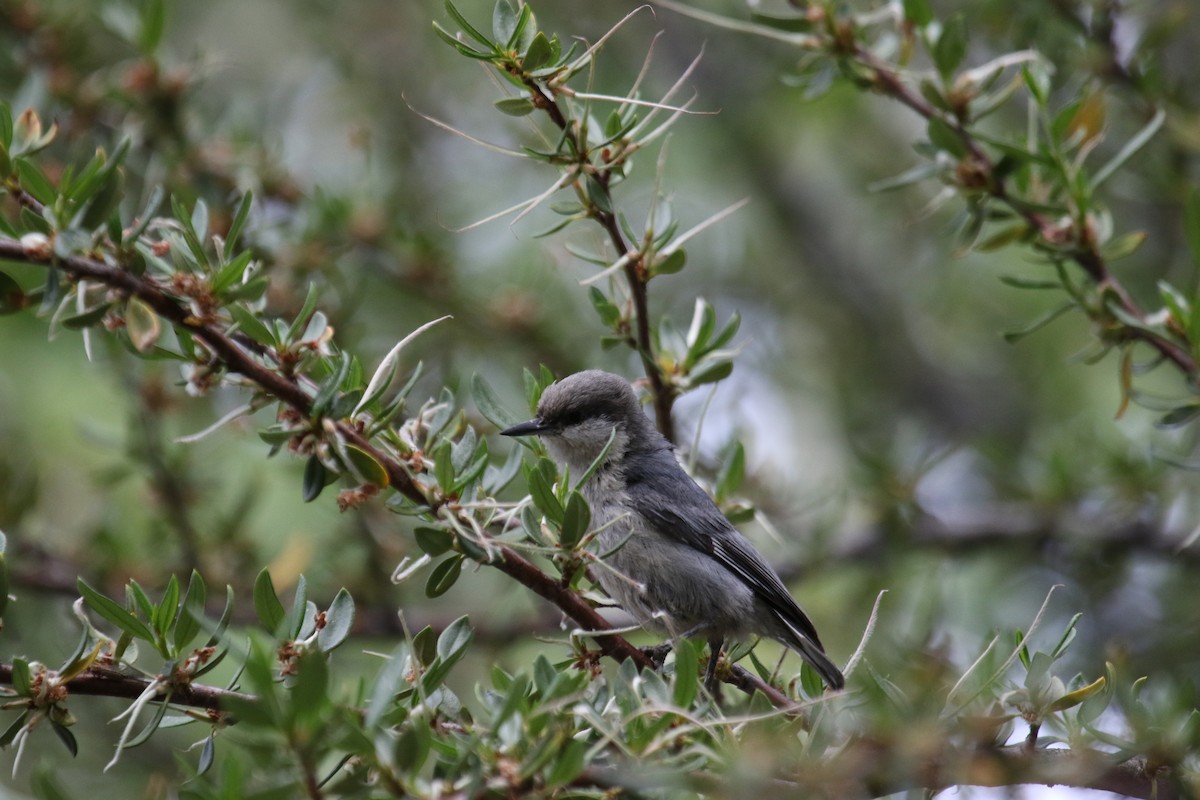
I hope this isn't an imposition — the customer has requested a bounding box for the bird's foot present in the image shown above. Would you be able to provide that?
[641,642,674,670]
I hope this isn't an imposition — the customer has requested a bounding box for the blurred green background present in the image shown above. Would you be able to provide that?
[2,0,1200,794]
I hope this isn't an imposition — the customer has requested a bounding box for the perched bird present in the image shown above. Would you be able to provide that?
[501,370,844,693]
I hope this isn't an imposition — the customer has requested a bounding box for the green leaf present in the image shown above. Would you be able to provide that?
[172,570,206,651]
[153,573,181,638]
[494,96,535,116]
[223,191,254,260]
[15,158,55,204]
[228,304,275,347]
[544,739,587,788]
[653,250,687,276]
[436,615,473,664]
[523,31,553,72]
[933,14,968,79]
[252,568,286,635]
[559,491,591,548]
[672,638,699,708]
[317,588,355,652]
[445,0,495,49]
[213,250,254,295]
[471,372,519,430]
[11,657,31,697]
[1002,302,1075,343]
[49,720,77,757]
[1100,230,1147,261]
[425,555,463,598]
[302,454,327,503]
[414,526,454,557]
[0,711,30,748]
[492,0,518,44]
[1156,404,1200,429]
[0,271,25,315]
[927,116,966,158]
[284,574,309,639]
[526,457,565,524]
[588,287,621,327]
[138,0,166,53]
[77,578,155,642]
[902,0,934,26]
[344,444,390,487]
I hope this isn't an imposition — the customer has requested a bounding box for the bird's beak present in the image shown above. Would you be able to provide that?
[500,418,551,437]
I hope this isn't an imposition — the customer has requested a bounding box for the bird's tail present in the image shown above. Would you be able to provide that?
[781,625,845,691]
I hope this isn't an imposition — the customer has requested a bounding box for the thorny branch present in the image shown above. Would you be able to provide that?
[0,237,670,701]
[518,74,678,442]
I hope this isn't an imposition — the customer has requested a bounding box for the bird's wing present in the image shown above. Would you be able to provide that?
[624,457,825,648]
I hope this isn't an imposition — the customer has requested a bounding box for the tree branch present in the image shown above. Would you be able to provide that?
[0,663,249,716]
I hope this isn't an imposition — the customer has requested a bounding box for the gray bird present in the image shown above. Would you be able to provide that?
[501,370,844,693]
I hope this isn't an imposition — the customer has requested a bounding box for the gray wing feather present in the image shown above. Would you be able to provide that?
[624,453,826,648]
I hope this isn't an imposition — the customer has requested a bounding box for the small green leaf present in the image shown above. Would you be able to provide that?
[492,0,518,43]
[444,0,495,49]
[172,570,206,651]
[0,271,27,314]
[138,0,166,52]
[414,526,454,557]
[1156,404,1200,429]
[526,457,565,524]
[1101,230,1147,261]
[15,158,56,204]
[196,734,215,776]
[285,575,311,640]
[49,720,77,757]
[933,14,968,78]
[425,555,463,598]
[544,739,587,788]
[1047,675,1106,713]
[302,455,327,503]
[224,191,254,260]
[559,491,591,548]
[252,568,286,635]
[672,638,699,708]
[1002,302,1075,343]
[436,615,473,664]
[60,302,113,329]
[494,96,535,116]
[228,304,274,347]
[471,372,519,430]
[11,657,31,697]
[653,250,686,276]
[344,444,390,487]
[928,116,966,158]
[318,588,355,652]
[77,578,156,642]
[588,287,621,327]
[523,31,553,72]
[902,0,934,26]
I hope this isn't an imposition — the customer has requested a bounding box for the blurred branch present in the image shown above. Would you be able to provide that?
[681,739,1183,799]
[0,662,248,717]
[779,508,1197,583]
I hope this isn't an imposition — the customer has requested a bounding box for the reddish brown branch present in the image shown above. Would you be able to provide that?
[852,46,1197,379]
[521,77,677,441]
[0,663,250,715]
[0,237,657,672]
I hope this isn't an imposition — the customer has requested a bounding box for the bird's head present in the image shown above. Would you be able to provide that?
[501,370,647,475]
